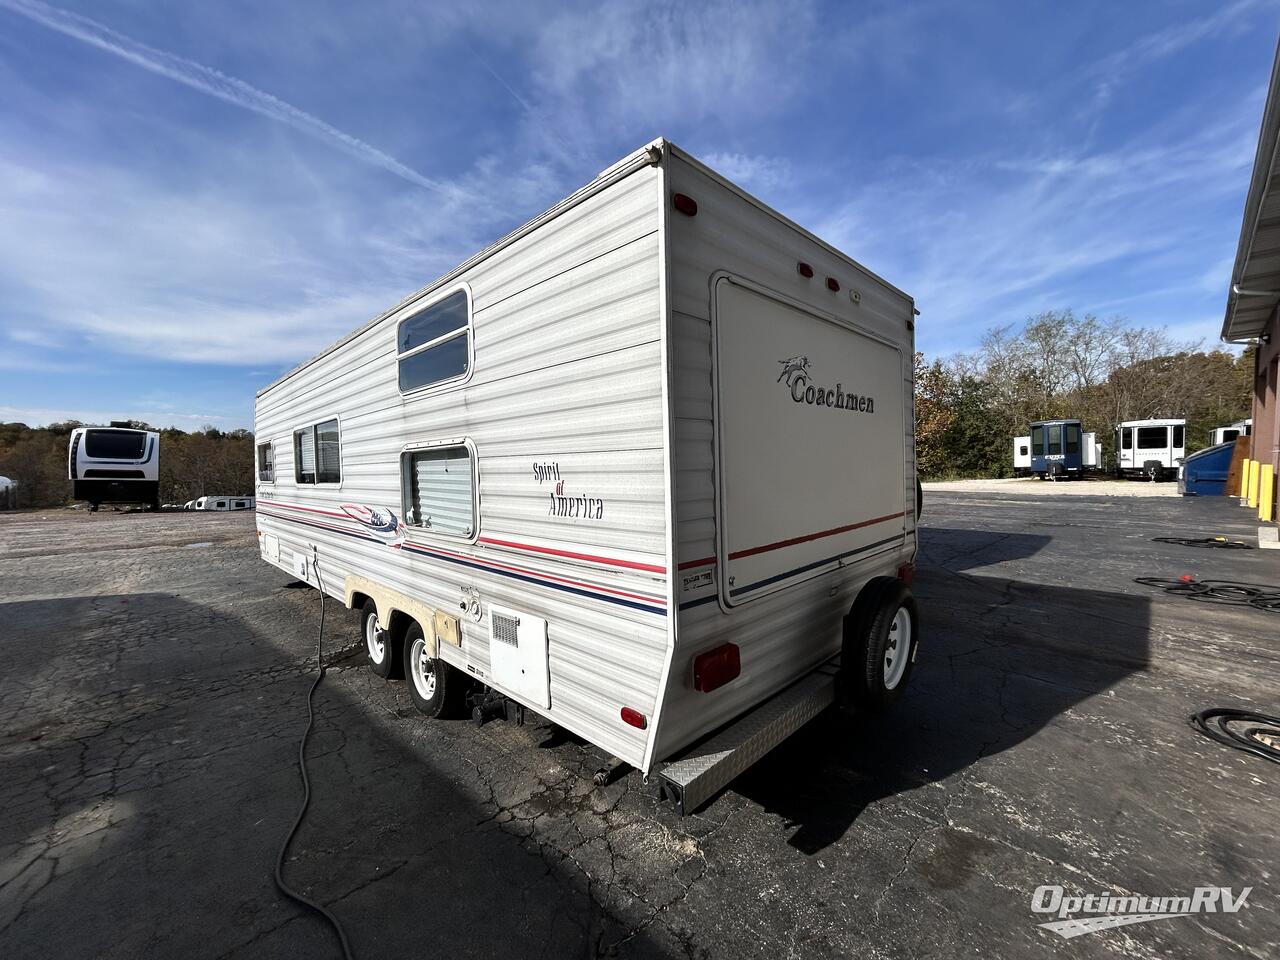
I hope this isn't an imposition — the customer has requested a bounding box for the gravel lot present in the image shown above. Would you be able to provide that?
[1,495,1276,959]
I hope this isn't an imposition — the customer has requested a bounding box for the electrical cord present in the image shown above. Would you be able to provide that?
[274,552,356,960]
[1189,708,1280,765]
[1152,536,1252,550]
[1134,575,1280,613]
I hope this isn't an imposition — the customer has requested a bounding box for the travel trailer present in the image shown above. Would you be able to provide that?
[1115,418,1186,480]
[255,139,921,812]
[1026,419,1088,479]
[192,496,255,511]
[1209,419,1252,446]
[67,423,160,510]
[1012,436,1031,476]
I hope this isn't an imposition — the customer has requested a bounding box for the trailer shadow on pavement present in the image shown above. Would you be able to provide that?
[734,526,1151,855]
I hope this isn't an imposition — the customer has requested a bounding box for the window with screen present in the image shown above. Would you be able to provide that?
[1031,425,1044,452]
[1172,425,1184,448]
[1065,424,1080,454]
[294,419,341,484]
[397,290,471,393]
[1121,428,1132,450]
[402,444,475,537]
[84,429,146,459]
[1137,427,1167,449]
[1047,424,1062,456]
[257,442,274,482]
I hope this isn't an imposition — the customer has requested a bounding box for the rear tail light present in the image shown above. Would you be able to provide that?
[672,193,698,216]
[620,707,647,729]
[897,563,915,586]
[693,643,741,693]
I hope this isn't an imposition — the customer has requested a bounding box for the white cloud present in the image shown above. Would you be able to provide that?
[0,404,230,430]
[699,152,792,193]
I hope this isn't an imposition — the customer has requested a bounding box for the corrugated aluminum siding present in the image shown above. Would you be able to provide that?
[256,164,669,768]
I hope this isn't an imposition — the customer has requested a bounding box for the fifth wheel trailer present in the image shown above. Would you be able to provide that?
[255,139,920,812]
[1115,419,1186,480]
[67,424,160,511]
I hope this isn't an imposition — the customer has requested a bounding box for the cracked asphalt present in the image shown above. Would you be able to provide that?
[1,493,1276,959]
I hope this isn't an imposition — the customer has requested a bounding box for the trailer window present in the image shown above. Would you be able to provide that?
[402,444,475,537]
[1222,429,1239,443]
[1047,424,1062,456]
[257,442,274,482]
[1031,425,1044,453]
[84,429,146,460]
[1065,424,1080,454]
[398,290,471,393]
[294,419,341,484]
[1172,425,1184,448]
[1137,427,1167,449]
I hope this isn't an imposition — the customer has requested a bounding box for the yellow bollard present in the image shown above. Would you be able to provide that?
[1241,458,1254,501]
[1247,460,1260,509]
[1261,467,1276,523]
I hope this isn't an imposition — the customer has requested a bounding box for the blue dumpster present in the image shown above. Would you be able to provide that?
[1178,441,1234,496]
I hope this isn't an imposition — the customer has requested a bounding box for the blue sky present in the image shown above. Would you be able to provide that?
[0,0,1275,431]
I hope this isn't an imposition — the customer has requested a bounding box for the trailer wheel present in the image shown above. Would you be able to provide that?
[404,622,463,718]
[361,600,400,679]
[842,578,918,713]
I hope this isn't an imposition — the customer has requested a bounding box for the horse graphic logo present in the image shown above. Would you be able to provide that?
[340,504,407,546]
[777,355,811,387]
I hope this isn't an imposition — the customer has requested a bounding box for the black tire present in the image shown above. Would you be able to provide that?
[404,622,463,718]
[361,599,400,679]
[842,577,919,714]
[89,502,99,512]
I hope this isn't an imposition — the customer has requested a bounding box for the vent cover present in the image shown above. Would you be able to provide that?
[491,611,520,647]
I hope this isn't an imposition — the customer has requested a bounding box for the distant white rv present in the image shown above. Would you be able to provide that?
[68,423,160,510]
[1012,435,1031,476]
[192,496,255,511]
[1209,419,1251,446]
[1115,419,1185,480]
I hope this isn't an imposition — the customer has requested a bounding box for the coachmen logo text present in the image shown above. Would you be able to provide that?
[777,355,875,413]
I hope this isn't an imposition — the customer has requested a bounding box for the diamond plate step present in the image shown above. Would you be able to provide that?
[657,659,840,815]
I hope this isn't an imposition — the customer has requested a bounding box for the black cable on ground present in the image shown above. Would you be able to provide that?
[1134,576,1280,613]
[1189,708,1280,765]
[274,556,356,960]
[1152,536,1252,550]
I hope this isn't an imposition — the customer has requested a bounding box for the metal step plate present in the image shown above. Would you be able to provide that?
[657,660,840,815]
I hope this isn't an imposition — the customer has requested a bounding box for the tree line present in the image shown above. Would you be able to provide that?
[915,310,1254,479]
[0,421,255,509]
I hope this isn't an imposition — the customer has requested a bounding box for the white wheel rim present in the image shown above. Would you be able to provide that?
[410,638,436,700]
[365,613,386,664]
[883,607,911,690]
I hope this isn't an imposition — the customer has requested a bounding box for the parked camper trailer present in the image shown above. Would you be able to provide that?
[1012,436,1031,476]
[192,496,255,511]
[1082,432,1102,472]
[255,139,920,812]
[1209,419,1251,446]
[1115,419,1185,480]
[1026,419,1087,479]
[67,423,160,510]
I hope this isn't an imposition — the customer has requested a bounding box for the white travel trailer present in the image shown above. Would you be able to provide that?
[1115,418,1186,480]
[1012,436,1031,476]
[255,139,920,812]
[1209,419,1251,446]
[67,423,160,510]
[1083,432,1102,471]
[192,495,255,511]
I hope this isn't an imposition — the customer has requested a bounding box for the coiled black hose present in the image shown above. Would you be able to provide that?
[1152,536,1251,550]
[1189,708,1280,765]
[1134,576,1280,613]
[274,555,356,959]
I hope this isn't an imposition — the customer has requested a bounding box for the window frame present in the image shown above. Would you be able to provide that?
[1136,426,1168,450]
[395,283,475,398]
[256,440,275,484]
[1172,424,1184,449]
[293,416,343,486]
[399,437,480,544]
[1121,427,1132,450]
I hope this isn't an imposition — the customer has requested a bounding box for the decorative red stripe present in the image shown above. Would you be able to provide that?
[728,512,906,561]
[257,498,349,520]
[678,556,716,570]
[477,536,666,574]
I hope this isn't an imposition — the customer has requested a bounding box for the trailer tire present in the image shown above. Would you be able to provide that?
[842,578,918,714]
[361,600,400,679]
[404,622,463,719]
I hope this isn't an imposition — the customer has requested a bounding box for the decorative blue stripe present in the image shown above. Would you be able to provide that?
[729,535,905,597]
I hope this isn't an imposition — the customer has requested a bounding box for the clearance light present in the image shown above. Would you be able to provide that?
[672,193,698,216]
[897,563,915,585]
[826,277,840,292]
[693,643,741,693]
[620,706,648,729]
[797,262,814,278]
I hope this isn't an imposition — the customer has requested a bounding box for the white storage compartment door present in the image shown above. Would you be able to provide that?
[713,277,907,605]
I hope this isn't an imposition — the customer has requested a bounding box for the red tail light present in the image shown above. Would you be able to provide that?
[797,262,814,278]
[620,706,647,729]
[897,563,915,585]
[672,193,698,216]
[826,277,840,292]
[693,643,741,693]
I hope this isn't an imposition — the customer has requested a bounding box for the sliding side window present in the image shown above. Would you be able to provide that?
[257,441,274,482]
[397,289,471,393]
[294,419,341,484]
[401,444,476,538]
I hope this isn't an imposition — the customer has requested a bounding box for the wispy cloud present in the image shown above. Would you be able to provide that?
[0,404,229,430]
[0,0,462,197]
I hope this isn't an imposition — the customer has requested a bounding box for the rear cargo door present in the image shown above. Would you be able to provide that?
[712,276,907,606]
